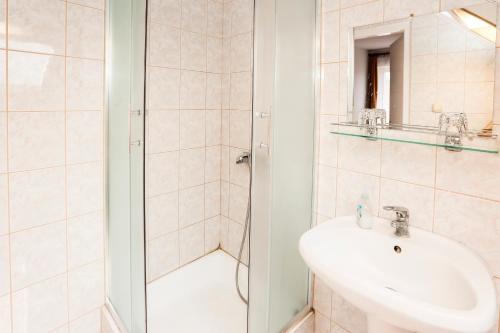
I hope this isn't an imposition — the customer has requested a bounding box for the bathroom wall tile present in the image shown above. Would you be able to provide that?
[464,82,494,115]
[316,165,337,217]
[222,2,232,38]
[434,190,500,276]
[437,52,465,83]
[11,221,66,291]
[148,152,179,196]
[380,141,436,187]
[226,220,243,257]
[219,216,229,249]
[321,10,340,63]
[66,58,104,111]
[67,4,104,59]
[229,111,250,149]
[69,309,101,333]
[205,215,220,253]
[313,278,332,318]
[68,260,104,320]
[0,112,6,173]
[436,81,465,113]
[0,295,11,333]
[12,274,68,333]
[149,23,181,68]
[147,232,179,281]
[68,211,103,269]
[182,0,207,34]
[335,169,379,217]
[148,192,178,240]
[230,71,252,110]
[221,109,230,144]
[149,0,181,27]
[68,0,105,10]
[179,185,205,228]
[379,179,434,231]
[383,0,438,21]
[8,51,65,111]
[179,147,205,188]
[465,50,495,82]
[9,167,65,232]
[319,115,338,167]
[229,183,248,224]
[205,181,221,218]
[438,23,467,54]
[8,111,65,172]
[205,145,221,182]
[50,323,68,333]
[67,111,103,164]
[179,222,204,265]
[331,324,348,333]
[0,175,7,235]
[148,67,180,110]
[180,70,206,109]
[338,136,380,176]
[323,0,339,12]
[229,147,250,187]
[412,26,438,56]
[410,83,436,113]
[411,55,437,84]
[331,293,367,333]
[230,32,252,72]
[320,63,339,114]
[148,110,179,153]
[314,312,331,333]
[8,0,65,55]
[436,150,500,201]
[181,31,207,71]
[0,235,9,296]
[221,74,230,109]
[207,0,223,37]
[206,109,222,145]
[207,37,223,73]
[67,162,103,217]
[230,0,253,35]
[180,110,206,149]
[206,73,222,109]
[221,181,229,216]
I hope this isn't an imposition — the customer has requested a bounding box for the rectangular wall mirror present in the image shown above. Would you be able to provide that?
[347,1,497,133]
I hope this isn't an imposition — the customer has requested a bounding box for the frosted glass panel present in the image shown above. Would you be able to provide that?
[106,0,147,331]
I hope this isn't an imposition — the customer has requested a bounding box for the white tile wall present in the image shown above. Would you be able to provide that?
[315,0,500,332]
[0,0,106,331]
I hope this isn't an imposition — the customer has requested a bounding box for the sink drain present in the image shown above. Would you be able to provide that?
[394,245,402,253]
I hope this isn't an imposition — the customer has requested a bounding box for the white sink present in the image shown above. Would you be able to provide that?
[299,216,498,333]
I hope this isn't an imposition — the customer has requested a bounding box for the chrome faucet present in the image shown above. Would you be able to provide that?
[383,206,410,237]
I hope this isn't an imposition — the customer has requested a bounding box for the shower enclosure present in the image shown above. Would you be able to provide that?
[106,0,317,332]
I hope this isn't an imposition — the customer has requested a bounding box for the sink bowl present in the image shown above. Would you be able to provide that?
[299,216,498,333]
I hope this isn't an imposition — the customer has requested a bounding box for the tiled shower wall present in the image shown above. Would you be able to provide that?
[313,0,500,332]
[145,0,254,282]
[0,0,105,332]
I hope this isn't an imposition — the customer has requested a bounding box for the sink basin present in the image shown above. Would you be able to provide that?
[299,216,498,333]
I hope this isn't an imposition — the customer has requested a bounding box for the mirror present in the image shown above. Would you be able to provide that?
[347,1,497,132]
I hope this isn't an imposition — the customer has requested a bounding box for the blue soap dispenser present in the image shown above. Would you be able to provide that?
[356,194,373,229]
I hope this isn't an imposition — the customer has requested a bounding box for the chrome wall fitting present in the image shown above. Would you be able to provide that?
[358,108,387,137]
[438,112,470,151]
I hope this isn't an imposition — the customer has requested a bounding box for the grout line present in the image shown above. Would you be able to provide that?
[64,0,71,326]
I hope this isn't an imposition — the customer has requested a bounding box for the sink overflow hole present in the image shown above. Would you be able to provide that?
[394,245,402,253]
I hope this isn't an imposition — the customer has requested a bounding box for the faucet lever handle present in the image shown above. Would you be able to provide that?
[383,206,409,220]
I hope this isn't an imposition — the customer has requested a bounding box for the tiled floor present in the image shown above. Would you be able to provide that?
[147,250,248,333]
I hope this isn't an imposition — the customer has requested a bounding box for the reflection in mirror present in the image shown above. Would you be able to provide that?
[348,1,497,133]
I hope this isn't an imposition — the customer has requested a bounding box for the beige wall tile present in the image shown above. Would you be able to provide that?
[338,136,380,176]
[332,293,367,333]
[8,0,65,55]
[230,32,252,72]
[207,37,223,73]
[9,167,65,232]
[149,23,181,68]
[316,165,337,217]
[179,185,205,228]
[9,111,65,172]
[66,111,103,164]
[205,215,220,252]
[147,232,179,281]
[0,174,7,235]
[69,309,101,333]
[66,58,104,111]
[205,181,221,218]
[181,31,207,71]
[229,147,250,187]
[207,0,223,37]
[180,110,206,149]
[67,211,103,269]
[230,0,253,35]
[148,192,179,240]
[181,0,207,34]
[0,112,7,173]
[149,0,181,27]
[228,183,248,223]
[11,221,66,291]
[230,71,252,110]
[206,73,222,109]
[8,52,65,111]
[383,0,438,21]
[336,169,379,216]
[179,147,205,188]
[321,10,340,64]
[229,111,250,149]
[226,220,243,257]
[68,0,104,10]
[206,109,222,145]
[148,67,180,110]
[313,278,332,318]
[0,235,9,296]
[179,221,204,264]
[148,110,180,153]
[12,274,68,332]
[205,145,221,182]
[68,260,104,320]
[67,162,103,217]
[321,63,340,114]
[180,70,206,109]
[67,3,105,59]
[0,294,11,333]
[314,312,331,333]
[148,152,179,196]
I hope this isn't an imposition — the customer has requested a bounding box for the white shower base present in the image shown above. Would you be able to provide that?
[147,250,248,333]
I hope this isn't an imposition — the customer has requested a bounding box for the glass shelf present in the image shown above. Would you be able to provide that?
[330,123,499,154]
